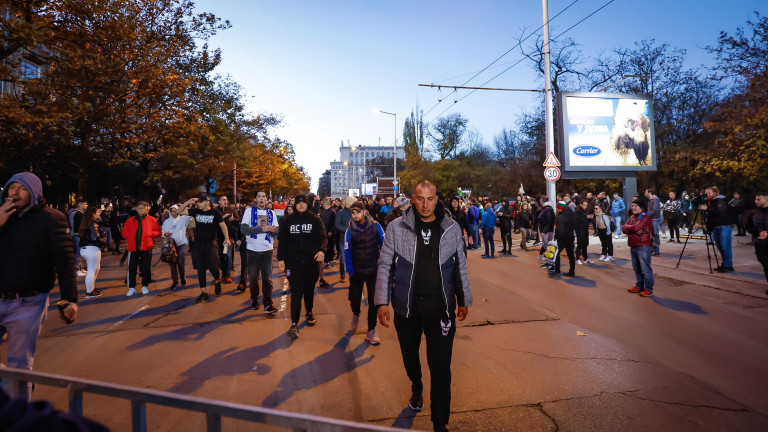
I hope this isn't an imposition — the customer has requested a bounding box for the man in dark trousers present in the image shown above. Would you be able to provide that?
[746,193,768,294]
[240,191,279,313]
[277,195,327,339]
[0,172,79,400]
[554,201,576,277]
[179,194,231,302]
[375,180,472,432]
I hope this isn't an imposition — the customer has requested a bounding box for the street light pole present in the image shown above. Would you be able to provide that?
[542,0,556,205]
[376,109,397,198]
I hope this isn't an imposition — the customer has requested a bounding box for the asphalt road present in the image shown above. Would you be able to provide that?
[12,230,768,431]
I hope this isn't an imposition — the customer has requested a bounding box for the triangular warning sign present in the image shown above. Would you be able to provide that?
[543,152,561,167]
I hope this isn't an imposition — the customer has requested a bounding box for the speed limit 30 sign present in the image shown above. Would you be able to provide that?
[544,166,561,182]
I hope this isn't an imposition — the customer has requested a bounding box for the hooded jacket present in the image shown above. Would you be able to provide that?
[375,200,472,318]
[277,208,327,265]
[538,203,555,233]
[121,214,161,252]
[0,173,78,302]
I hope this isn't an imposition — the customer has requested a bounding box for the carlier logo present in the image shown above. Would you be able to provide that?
[573,145,601,157]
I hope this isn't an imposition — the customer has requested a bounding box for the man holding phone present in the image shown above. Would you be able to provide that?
[0,172,79,400]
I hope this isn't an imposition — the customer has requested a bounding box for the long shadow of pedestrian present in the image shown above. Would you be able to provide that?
[652,297,707,314]
[561,276,597,288]
[127,307,255,350]
[48,297,198,333]
[391,407,418,429]
[167,332,294,394]
[260,334,373,409]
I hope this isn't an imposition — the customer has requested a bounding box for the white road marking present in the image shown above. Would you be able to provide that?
[107,305,150,331]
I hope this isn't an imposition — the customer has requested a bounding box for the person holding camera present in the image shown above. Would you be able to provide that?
[624,198,655,297]
[699,186,734,273]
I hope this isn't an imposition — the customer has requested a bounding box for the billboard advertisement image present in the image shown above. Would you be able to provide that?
[556,92,656,172]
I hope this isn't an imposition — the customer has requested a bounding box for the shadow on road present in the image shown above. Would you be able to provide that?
[260,334,373,409]
[652,297,707,314]
[126,307,255,350]
[562,276,597,288]
[391,407,418,429]
[168,332,294,394]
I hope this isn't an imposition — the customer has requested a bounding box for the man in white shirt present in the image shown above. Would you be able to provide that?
[240,191,279,313]
[162,204,192,289]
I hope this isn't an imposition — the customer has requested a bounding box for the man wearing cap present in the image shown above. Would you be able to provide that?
[385,196,411,227]
[375,180,472,432]
[162,204,193,289]
[0,172,79,400]
[277,194,327,339]
[623,198,655,296]
[334,196,357,283]
[121,200,162,295]
[179,194,231,302]
[239,191,279,313]
[344,200,385,344]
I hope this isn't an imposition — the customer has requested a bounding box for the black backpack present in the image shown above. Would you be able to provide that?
[160,235,178,264]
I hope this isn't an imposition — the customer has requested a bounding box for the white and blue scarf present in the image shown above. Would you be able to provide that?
[250,207,274,243]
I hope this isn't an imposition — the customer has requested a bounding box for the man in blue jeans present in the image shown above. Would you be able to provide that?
[481,203,497,257]
[466,200,481,249]
[699,186,734,273]
[0,172,79,400]
[610,193,626,239]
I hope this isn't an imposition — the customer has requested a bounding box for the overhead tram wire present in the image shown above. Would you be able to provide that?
[424,0,618,122]
[421,0,580,119]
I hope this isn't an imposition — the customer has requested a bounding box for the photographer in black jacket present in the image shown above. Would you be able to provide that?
[746,193,768,291]
[699,186,734,273]
[0,172,79,400]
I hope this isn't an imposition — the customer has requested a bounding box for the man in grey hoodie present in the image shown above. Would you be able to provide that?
[0,172,79,400]
[375,180,472,432]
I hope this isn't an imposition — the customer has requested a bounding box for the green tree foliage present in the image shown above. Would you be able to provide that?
[690,12,768,191]
[0,0,309,201]
[428,113,468,160]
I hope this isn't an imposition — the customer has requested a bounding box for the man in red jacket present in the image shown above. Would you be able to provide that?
[121,201,161,296]
[622,198,655,297]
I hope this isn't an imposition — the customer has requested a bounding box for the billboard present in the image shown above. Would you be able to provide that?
[556,92,656,172]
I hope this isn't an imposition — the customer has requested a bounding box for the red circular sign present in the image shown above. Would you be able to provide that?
[544,166,561,182]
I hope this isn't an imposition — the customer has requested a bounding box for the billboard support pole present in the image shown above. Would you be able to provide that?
[542,0,556,204]
[623,175,637,219]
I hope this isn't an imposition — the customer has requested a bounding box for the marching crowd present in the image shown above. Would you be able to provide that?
[1,170,767,432]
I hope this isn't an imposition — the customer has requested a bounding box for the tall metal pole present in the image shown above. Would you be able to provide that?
[393,114,397,198]
[233,161,237,203]
[542,0,556,205]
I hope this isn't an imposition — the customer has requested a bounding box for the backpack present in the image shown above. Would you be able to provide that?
[160,235,178,264]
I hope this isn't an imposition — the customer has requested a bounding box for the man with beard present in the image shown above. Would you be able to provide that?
[240,191,279,313]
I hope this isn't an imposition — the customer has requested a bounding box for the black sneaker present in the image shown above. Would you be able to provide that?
[214,282,222,295]
[236,282,246,292]
[180,277,187,286]
[287,324,299,339]
[564,271,575,277]
[196,292,209,303]
[169,281,178,290]
[408,391,424,411]
[717,266,735,273]
[306,313,317,326]
[85,288,102,299]
[251,300,259,310]
[264,305,278,314]
[318,279,330,289]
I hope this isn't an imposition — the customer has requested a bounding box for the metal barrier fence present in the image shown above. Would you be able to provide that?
[0,367,409,432]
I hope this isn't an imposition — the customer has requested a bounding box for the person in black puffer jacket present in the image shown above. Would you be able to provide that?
[554,201,576,277]
[0,172,79,400]
[277,195,327,339]
[699,186,734,273]
[343,201,385,344]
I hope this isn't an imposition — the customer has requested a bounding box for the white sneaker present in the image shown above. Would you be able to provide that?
[576,259,583,265]
[599,255,606,261]
[141,286,149,295]
[604,256,614,262]
[366,329,381,345]
[76,270,87,277]
[585,259,595,264]
[126,287,136,296]
[538,255,546,261]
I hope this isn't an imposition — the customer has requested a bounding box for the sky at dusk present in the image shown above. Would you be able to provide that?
[193,0,764,191]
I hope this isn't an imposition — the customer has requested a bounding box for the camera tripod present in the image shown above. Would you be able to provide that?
[675,207,720,273]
